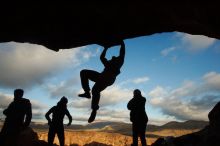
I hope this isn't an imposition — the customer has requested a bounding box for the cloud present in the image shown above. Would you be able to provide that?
[68,81,149,123]
[46,76,80,98]
[203,72,220,90]
[100,85,133,107]
[161,47,176,56]
[190,95,220,111]
[132,77,150,84]
[69,98,90,109]
[0,42,95,89]
[120,76,150,85]
[0,93,13,109]
[31,99,48,109]
[72,116,89,123]
[149,72,220,121]
[177,32,216,52]
[31,100,48,120]
[70,85,132,109]
[68,83,134,123]
[149,86,168,105]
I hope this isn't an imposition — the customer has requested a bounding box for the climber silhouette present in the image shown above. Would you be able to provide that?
[78,40,125,123]
[127,89,148,146]
[45,96,72,146]
[0,89,32,146]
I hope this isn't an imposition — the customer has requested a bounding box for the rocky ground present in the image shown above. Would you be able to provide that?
[37,129,198,146]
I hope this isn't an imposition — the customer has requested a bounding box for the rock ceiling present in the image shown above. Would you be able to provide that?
[0,2,219,51]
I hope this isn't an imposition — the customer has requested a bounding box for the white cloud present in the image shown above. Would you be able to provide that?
[0,93,13,109]
[69,98,90,109]
[148,86,168,104]
[46,76,80,98]
[203,72,220,90]
[0,42,95,89]
[149,72,220,121]
[132,77,150,84]
[177,32,216,52]
[71,116,89,123]
[120,76,150,85]
[31,99,48,109]
[100,85,132,107]
[171,80,195,97]
[68,83,135,123]
[70,85,132,109]
[161,47,176,56]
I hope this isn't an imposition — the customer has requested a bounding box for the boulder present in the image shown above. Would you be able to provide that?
[2,126,50,146]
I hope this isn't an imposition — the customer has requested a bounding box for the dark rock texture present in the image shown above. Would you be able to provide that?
[2,127,52,146]
[0,2,220,51]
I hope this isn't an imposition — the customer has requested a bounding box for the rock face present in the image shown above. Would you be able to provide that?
[2,127,50,146]
[16,127,39,146]
[0,2,220,51]
[151,101,220,146]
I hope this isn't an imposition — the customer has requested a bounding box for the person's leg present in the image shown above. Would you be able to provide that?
[79,69,100,98]
[2,124,19,146]
[0,132,5,146]
[48,126,56,146]
[88,81,109,123]
[57,126,65,146]
[132,123,139,146]
[0,124,7,146]
[140,124,147,146]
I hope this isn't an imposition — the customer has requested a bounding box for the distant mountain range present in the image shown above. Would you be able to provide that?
[75,120,208,131]
[153,120,209,130]
[70,120,208,136]
[1,120,208,136]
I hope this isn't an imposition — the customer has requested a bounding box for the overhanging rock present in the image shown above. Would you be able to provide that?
[0,2,219,51]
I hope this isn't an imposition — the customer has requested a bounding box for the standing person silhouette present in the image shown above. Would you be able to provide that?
[78,41,125,123]
[0,89,32,146]
[127,89,148,146]
[45,96,72,146]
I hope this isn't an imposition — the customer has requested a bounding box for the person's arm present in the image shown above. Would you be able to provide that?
[45,107,54,125]
[127,98,134,110]
[65,109,72,126]
[3,104,11,116]
[100,47,108,66]
[24,101,32,127]
[3,108,8,116]
[118,41,125,64]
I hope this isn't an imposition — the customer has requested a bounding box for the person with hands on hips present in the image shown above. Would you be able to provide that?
[45,96,72,146]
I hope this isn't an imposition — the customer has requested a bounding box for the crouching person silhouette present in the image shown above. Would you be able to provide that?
[0,89,32,146]
[78,41,125,123]
[127,89,148,146]
[45,96,72,146]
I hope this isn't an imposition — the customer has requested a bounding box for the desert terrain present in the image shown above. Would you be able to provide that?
[33,120,208,146]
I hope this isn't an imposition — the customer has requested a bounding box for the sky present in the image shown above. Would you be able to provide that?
[0,32,220,125]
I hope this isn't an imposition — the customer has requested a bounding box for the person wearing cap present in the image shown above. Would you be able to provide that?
[127,89,148,146]
[45,96,72,146]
